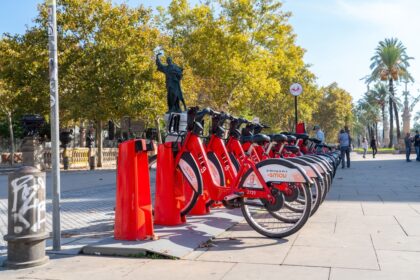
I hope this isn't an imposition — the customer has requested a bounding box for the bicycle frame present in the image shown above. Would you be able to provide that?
[175,128,276,203]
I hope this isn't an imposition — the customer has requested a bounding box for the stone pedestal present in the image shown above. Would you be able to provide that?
[402,107,411,135]
[164,112,188,142]
[21,137,44,170]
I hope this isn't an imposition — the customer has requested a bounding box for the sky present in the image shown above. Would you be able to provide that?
[1,0,420,119]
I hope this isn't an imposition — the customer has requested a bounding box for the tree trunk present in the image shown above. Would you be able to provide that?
[7,111,15,166]
[155,117,162,144]
[96,120,103,167]
[388,79,394,148]
[382,104,390,147]
[393,100,401,141]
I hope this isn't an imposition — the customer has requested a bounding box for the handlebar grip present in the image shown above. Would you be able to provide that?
[195,107,213,122]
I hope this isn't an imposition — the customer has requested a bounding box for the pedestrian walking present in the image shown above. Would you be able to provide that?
[338,129,351,168]
[370,137,377,158]
[414,130,420,161]
[362,137,368,158]
[404,133,413,162]
[314,125,325,153]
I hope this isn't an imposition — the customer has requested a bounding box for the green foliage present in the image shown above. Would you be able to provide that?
[159,0,320,130]
[0,0,354,138]
[366,37,413,147]
[312,83,353,142]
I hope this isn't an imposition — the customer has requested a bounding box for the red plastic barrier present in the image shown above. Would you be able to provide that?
[114,139,155,240]
[296,122,306,134]
[154,143,187,226]
[187,185,210,215]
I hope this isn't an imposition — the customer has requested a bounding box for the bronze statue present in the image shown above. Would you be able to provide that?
[156,53,187,113]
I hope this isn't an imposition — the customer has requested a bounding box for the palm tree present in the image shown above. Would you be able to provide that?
[357,96,381,142]
[367,38,413,148]
[367,83,389,146]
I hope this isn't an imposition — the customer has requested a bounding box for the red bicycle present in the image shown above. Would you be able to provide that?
[150,107,314,238]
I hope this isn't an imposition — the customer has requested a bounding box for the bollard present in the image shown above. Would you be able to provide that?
[89,156,95,170]
[154,143,187,226]
[114,139,155,240]
[3,166,49,269]
[63,157,69,170]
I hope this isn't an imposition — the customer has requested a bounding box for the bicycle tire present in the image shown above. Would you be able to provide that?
[239,159,312,238]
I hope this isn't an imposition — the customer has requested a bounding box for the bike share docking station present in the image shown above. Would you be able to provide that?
[82,113,243,259]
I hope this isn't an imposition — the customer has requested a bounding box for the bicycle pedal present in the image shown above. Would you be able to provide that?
[224,192,243,201]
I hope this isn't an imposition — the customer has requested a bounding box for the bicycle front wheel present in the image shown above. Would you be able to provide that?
[239,159,312,238]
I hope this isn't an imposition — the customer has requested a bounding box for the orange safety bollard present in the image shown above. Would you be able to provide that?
[296,122,306,134]
[186,182,210,215]
[154,143,187,226]
[114,139,156,240]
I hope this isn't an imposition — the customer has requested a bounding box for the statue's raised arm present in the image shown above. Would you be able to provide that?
[156,53,166,73]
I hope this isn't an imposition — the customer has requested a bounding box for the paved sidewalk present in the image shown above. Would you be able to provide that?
[1,154,420,279]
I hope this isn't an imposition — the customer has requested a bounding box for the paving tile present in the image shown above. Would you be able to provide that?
[335,215,405,235]
[284,245,379,269]
[196,238,291,264]
[377,249,420,272]
[339,194,382,202]
[294,231,372,249]
[331,268,419,280]
[0,255,150,280]
[394,216,420,236]
[371,233,420,251]
[223,263,330,280]
[126,259,235,280]
[297,221,335,235]
[362,203,418,216]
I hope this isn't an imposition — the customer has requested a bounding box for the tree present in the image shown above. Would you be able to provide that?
[312,83,353,142]
[367,83,389,146]
[0,36,25,166]
[355,94,381,142]
[159,0,320,129]
[367,38,413,147]
[35,0,165,166]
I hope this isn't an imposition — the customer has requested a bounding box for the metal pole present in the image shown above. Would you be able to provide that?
[47,0,61,250]
[294,96,298,132]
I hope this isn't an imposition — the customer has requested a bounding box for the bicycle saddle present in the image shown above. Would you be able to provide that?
[252,134,270,144]
[287,135,297,142]
[309,137,321,144]
[241,134,270,144]
[294,133,309,140]
[269,134,287,142]
[284,145,300,153]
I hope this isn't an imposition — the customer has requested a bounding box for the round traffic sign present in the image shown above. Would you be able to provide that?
[289,83,303,96]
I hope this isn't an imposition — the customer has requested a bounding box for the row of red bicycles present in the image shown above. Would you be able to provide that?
[148,107,340,238]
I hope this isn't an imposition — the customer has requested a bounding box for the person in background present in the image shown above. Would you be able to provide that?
[314,125,325,153]
[404,132,413,162]
[414,130,420,161]
[344,125,352,149]
[370,137,377,158]
[338,129,351,168]
[314,125,325,143]
[362,136,368,158]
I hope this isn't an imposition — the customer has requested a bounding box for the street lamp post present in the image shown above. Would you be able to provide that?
[47,0,61,250]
